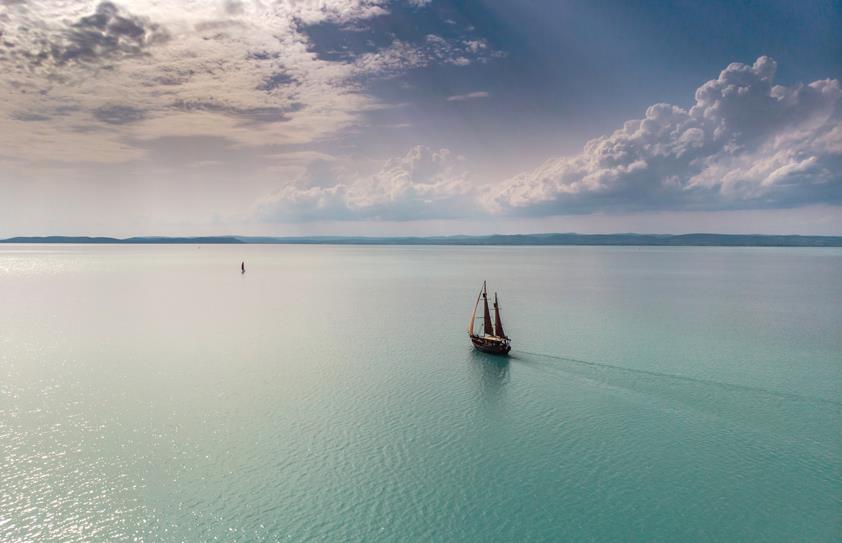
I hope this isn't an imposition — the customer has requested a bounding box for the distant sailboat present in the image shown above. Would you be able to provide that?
[468,281,511,355]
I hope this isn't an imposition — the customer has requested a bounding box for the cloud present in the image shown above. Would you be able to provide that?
[233,57,842,224]
[279,0,391,25]
[353,34,500,77]
[0,0,499,165]
[93,104,147,124]
[256,145,477,221]
[222,0,245,16]
[16,1,170,67]
[10,111,51,122]
[257,72,296,91]
[488,57,842,215]
[463,39,488,53]
[170,99,301,125]
[447,91,489,102]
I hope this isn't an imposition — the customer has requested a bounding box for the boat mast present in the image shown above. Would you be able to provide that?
[482,282,494,336]
[493,292,506,339]
[468,281,484,336]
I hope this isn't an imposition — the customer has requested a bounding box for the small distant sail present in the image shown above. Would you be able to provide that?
[493,292,506,339]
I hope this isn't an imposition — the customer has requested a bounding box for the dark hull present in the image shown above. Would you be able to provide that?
[470,335,511,355]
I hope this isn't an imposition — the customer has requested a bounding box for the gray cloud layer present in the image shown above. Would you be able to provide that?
[0,0,494,164]
[4,1,168,68]
[55,1,169,64]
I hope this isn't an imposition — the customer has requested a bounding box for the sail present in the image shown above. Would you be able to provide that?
[493,293,506,339]
[468,283,483,335]
[482,285,494,336]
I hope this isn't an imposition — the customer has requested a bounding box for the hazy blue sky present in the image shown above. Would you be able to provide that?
[1,0,841,236]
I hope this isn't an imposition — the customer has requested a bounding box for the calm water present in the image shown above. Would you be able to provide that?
[1,245,840,542]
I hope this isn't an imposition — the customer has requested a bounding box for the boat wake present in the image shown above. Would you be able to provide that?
[512,349,842,408]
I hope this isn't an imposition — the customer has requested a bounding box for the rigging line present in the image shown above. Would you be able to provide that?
[513,349,842,409]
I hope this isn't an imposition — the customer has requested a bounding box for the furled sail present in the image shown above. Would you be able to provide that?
[482,284,494,336]
[493,293,505,339]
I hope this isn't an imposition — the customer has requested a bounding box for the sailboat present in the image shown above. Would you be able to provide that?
[468,281,511,355]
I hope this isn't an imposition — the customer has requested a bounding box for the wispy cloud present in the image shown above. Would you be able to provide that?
[447,91,490,102]
[353,35,500,78]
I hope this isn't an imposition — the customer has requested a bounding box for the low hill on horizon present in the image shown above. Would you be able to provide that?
[2,233,842,247]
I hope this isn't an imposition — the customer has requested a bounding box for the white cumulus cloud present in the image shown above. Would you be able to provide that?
[256,145,477,221]
[487,56,842,215]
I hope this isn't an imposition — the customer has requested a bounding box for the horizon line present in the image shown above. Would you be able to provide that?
[2,233,841,248]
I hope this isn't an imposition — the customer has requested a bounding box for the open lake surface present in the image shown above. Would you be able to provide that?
[1,244,840,542]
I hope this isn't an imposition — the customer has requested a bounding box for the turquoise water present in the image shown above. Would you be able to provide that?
[1,245,840,541]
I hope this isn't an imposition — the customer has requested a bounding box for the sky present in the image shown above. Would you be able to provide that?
[1,0,841,237]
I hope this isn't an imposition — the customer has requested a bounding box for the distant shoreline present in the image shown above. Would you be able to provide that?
[2,234,841,247]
